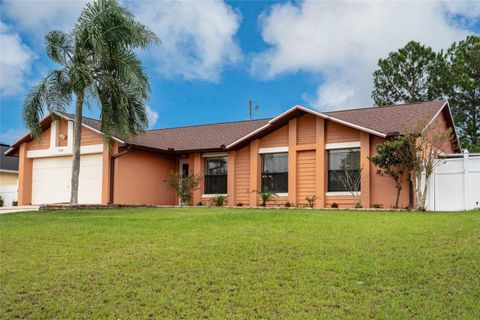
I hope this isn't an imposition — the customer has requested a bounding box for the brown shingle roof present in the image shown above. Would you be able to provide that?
[324,100,447,135]
[129,119,270,151]
[60,113,270,151]
[6,100,450,156]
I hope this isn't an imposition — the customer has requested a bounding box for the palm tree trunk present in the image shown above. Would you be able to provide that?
[70,93,83,205]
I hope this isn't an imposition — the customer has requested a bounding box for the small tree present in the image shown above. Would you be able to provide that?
[167,172,202,206]
[334,163,363,208]
[400,120,454,210]
[369,139,409,208]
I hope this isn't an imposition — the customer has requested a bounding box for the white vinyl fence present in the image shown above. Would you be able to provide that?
[0,184,18,207]
[426,151,480,211]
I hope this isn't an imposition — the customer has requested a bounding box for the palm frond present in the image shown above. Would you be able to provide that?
[23,69,72,137]
[45,30,74,66]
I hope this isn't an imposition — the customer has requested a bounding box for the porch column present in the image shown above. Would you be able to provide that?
[360,132,371,208]
[227,151,236,206]
[18,143,33,206]
[249,139,260,207]
[288,118,297,205]
[315,117,326,208]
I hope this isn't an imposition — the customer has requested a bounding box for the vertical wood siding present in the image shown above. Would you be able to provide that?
[296,150,316,206]
[235,145,250,205]
[259,125,288,148]
[297,114,316,145]
[325,121,360,143]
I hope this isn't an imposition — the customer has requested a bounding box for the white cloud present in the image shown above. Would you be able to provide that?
[252,1,478,111]
[2,0,89,40]
[0,21,36,96]
[0,127,26,145]
[133,0,242,82]
[146,106,158,129]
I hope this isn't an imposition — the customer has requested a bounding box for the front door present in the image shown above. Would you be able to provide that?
[178,159,189,204]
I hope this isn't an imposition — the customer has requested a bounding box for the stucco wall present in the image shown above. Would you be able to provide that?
[113,150,176,205]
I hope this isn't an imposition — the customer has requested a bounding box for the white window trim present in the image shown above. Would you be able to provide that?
[259,146,288,154]
[202,194,228,198]
[276,193,288,197]
[325,141,360,150]
[201,152,227,158]
[326,192,361,196]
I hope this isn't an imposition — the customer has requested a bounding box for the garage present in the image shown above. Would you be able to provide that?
[31,154,103,204]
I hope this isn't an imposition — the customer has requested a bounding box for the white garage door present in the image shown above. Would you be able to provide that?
[32,154,103,204]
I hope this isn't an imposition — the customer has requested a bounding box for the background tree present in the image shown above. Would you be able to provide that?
[369,139,409,208]
[372,41,443,105]
[439,35,480,152]
[23,0,158,204]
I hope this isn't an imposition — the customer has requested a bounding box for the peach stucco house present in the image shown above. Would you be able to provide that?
[5,100,460,208]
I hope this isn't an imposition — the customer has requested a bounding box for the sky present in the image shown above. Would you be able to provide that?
[1,0,479,145]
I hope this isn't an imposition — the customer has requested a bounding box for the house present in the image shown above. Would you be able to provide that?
[5,100,460,208]
[0,143,19,207]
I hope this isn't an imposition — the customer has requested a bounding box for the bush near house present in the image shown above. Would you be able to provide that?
[1,208,479,319]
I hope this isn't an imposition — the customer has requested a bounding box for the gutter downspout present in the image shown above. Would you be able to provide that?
[109,144,131,204]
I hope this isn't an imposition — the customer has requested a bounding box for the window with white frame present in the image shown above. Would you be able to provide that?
[261,153,288,193]
[328,148,361,192]
[204,158,227,194]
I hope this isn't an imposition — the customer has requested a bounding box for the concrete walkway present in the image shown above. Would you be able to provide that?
[0,206,40,214]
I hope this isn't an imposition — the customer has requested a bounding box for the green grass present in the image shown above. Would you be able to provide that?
[1,208,479,319]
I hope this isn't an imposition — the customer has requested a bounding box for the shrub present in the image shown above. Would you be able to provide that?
[331,202,339,209]
[12,201,18,207]
[355,202,363,209]
[305,195,317,208]
[195,201,203,206]
[285,202,291,208]
[372,203,383,209]
[166,172,202,206]
[236,202,243,207]
[253,189,277,207]
[211,195,227,207]
[0,196,3,207]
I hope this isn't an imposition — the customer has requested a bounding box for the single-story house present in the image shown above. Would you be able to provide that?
[0,143,19,207]
[5,100,460,208]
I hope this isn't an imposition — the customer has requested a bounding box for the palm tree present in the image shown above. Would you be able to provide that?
[23,0,158,204]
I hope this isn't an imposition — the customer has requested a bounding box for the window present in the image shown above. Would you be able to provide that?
[204,158,227,194]
[261,153,288,193]
[328,149,360,192]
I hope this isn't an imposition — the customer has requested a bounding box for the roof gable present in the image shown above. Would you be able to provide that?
[226,100,452,149]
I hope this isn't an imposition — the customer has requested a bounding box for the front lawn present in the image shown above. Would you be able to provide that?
[1,208,479,319]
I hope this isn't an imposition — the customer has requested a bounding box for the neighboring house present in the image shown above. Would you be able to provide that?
[5,100,460,208]
[0,143,19,207]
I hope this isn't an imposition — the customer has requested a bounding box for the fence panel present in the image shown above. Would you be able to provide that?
[426,152,480,211]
